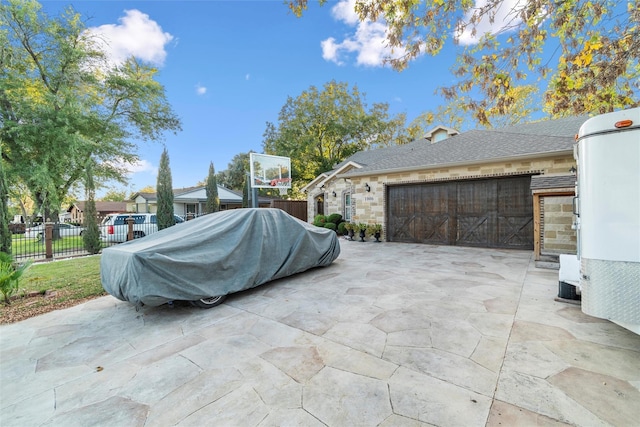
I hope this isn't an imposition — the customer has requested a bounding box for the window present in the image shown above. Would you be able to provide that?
[344,193,351,222]
[114,215,146,225]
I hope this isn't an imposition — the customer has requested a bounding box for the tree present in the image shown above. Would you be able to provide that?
[410,85,539,133]
[82,162,102,255]
[217,152,251,191]
[0,0,181,223]
[289,0,639,124]
[263,80,415,185]
[101,189,128,202]
[0,152,11,254]
[242,178,249,208]
[204,162,220,214]
[156,148,175,230]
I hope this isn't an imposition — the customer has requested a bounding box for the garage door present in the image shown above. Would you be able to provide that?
[387,176,533,249]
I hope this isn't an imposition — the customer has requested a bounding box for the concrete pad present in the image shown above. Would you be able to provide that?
[303,366,392,426]
[2,242,639,427]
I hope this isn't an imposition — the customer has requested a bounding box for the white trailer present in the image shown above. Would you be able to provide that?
[573,107,640,334]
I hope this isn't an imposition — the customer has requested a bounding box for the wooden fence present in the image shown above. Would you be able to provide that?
[270,200,308,222]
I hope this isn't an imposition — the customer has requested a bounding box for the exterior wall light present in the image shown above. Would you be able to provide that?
[332,191,337,197]
[365,183,371,192]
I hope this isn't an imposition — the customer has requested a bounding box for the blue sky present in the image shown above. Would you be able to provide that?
[41,0,488,195]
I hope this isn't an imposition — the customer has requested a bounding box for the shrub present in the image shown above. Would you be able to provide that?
[324,222,337,231]
[327,213,342,224]
[337,222,347,235]
[313,214,327,227]
[0,252,32,305]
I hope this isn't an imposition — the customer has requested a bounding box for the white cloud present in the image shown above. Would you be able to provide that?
[321,0,406,67]
[126,159,156,175]
[455,0,524,46]
[195,84,207,95]
[331,0,360,25]
[323,0,527,67]
[88,9,174,67]
[106,158,155,175]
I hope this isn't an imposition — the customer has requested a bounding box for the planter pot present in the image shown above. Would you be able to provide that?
[359,230,366,242]
[348,230,355,241]
[374,231,381,242]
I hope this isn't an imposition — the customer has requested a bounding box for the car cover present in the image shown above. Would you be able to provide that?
[100,208,340,307]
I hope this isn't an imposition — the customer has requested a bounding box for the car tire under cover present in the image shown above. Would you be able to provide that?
[190,295,226,309]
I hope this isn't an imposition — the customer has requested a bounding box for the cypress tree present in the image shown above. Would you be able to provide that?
[242,176,249,208]
[205,162,220,214]
[82,162,102,254]
[156,148,175,230]
[0,155,11,254]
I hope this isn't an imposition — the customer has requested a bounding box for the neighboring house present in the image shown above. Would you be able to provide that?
[67,201,135,223]
[303,118,588,260]
[132,185,272,219]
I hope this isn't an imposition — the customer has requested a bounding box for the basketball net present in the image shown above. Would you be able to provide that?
[278,186,288,197]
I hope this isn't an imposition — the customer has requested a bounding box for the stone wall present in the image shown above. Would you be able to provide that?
[541,196,577,254]
[342,155,575,226]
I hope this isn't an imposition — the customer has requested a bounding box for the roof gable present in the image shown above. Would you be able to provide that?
[424,125,459,142]
[174,186,243,202]
[301,173,329,193]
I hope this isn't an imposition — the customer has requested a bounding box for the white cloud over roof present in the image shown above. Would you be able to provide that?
[87,9,174,67]
[323,0,525,66]
[321,0,405,67]
[455,0,524,45]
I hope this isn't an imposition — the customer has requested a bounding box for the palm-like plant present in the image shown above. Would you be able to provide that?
[0,252,32,305]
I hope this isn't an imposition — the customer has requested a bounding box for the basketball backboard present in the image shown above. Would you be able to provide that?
[249,153,291,189]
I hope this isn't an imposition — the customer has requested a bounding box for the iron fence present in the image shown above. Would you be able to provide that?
[10,206,308,262]
[12,222,95,262]
[10,214,184,262]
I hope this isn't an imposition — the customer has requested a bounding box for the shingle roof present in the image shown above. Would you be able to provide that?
[72,201,129,213]
[530,174,576,190]
[340,115,588,178]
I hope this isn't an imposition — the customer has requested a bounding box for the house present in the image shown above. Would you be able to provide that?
[303,117,588,260]
[67,201,135,223]
[132,185,272,219]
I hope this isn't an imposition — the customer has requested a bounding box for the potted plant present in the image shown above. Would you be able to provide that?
[369,224,383,242]
[357,223,368,242]
[344,222,355,241]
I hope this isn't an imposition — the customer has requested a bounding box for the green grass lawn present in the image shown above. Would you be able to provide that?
[1,255,106,323]
[20,255,103,300]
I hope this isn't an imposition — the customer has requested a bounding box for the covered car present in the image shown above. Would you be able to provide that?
[100,208,340,308]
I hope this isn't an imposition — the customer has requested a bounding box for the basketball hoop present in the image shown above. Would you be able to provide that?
[277,186,288,197]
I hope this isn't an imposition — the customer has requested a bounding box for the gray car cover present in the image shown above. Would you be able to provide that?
[100,208,340,307]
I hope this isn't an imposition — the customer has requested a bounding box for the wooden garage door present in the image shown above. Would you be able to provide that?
[387,176,533,249]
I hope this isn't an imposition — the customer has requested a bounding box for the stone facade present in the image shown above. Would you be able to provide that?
[540,196,577,254]
[308,155,576,230]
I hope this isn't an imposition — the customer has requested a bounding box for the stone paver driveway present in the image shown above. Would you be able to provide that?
[1,241,639,426]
